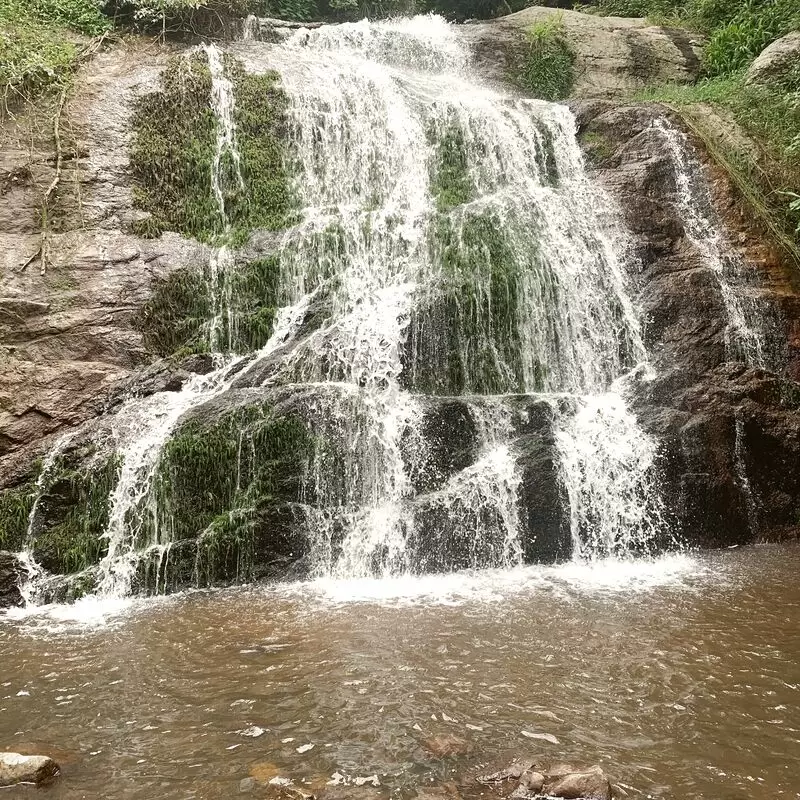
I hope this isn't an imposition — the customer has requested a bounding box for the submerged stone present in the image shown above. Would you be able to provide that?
[542,765,611,800]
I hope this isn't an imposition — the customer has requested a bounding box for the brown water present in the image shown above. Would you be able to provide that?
[1,545,799,800]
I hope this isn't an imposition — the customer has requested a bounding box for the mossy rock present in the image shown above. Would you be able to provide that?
[403,208,530,395]
[130,53,295,246]
[31,453,121,575]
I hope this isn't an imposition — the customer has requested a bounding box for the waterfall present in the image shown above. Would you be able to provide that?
[553,385,665,560]
[17,16,678,602]
[652,117,768,367]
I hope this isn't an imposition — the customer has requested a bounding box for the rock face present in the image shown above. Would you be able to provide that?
[0,753,60,787]
[574,100,800,548]
[0,40,209,485]
[745,32,800,87]
[0,551,24,608]
[462,6,702,97]
[1,15,800,597]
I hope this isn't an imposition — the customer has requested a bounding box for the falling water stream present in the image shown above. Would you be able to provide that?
[16,17,676,601]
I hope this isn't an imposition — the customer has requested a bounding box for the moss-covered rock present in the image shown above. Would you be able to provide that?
[130,54,295,245]
[0,473,40,552]
[429,118,474,212]
[31,453,121,575]
[136,256,282,357]
[403,208,530,395]
[148,401,314,588]
[136,267,211,357]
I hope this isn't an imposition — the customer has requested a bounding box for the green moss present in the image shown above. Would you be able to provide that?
[430,120,474,212]
[32,454,121,574]
[130,54,221,242]
[516,15,576,101]
[156,403,312,548]
[227,65,297,244]
[137,255,282,358]
[130,54,295,246]
[0,476,40,551]
[580,130,616,163]
[227,256,282,353]
[136,266,211,358]
[404,209,530,395]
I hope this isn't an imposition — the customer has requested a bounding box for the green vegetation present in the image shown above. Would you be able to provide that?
[137,256,281,357]
[224,256,282,353]
[151,403,312,584]
[0,0,108,104]
[32,453,120,574]
[430,121,474,212]
[228,64,296,241]
[130,54,294,246]
[0,475,41,551]
[406,209,529,395]
[636,66,800,252]
[579,0,800,250]
[580,129,616,163]
[517,15,576,101]
[137,267,211,357]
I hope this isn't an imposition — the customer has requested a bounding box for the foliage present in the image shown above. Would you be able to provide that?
[227,63,296,243]
[581,0,800,77]
[0,476,41,552]
[136,266,211,357]
[517,15,576,101]
[32,453,120,574]
[405,208,530,395]
[137,256,281,357]
[156,403,313,583]
[225,256,282,353]
[429,120,474,212]
[636,69,800,248]
[0,0,108,102]
[130,54,294,246]
[130,54,220,241]
[580,130,616,163]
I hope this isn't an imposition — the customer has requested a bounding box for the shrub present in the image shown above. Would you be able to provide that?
[0,0,108,103]
[518,14,575,100]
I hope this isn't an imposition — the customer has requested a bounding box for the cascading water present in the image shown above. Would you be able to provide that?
[18,15,678,602]
[652,117,770,368]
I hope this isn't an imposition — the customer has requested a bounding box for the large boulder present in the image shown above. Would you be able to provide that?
[461,7,703,98]
[745,32,800,88]
[0,753,60,787]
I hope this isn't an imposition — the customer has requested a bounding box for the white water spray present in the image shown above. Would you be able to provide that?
[652,117,767,367]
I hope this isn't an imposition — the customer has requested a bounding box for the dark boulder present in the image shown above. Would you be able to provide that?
[0,551,24,609]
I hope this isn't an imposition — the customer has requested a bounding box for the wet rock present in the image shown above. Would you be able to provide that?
[461,7,702,98]
[423,734,472,757]
[0,752,60,786]
[477,758,537,784]
[0,551,24,609]
[746,32,800,88]
[0,40,210,484]
[510,770,545,797]
[542,765,611,800]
